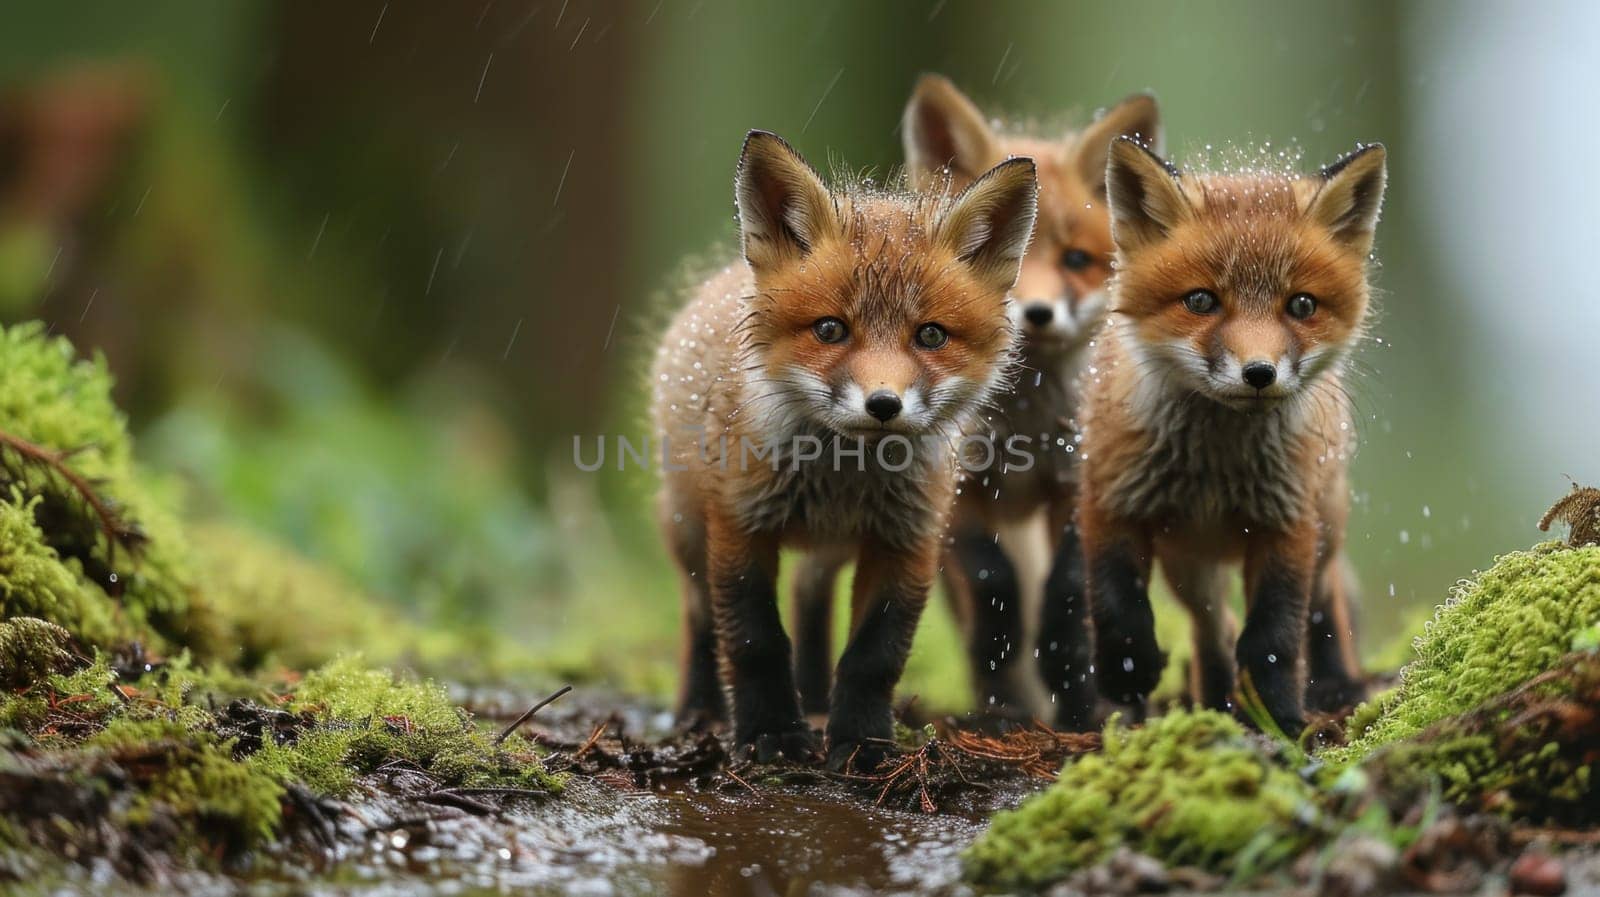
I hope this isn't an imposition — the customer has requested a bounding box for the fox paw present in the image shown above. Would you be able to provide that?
[1305,673,1368,714]
[732,724,818,764]
[1095,627,1166,705]
[824,737,895,774]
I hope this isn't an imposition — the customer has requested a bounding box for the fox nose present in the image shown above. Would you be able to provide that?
[1023,304,1054,327]
[1241,361,1277,390]
[864,390,903,422]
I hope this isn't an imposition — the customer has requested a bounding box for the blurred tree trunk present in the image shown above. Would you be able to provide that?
[256,0,638,453]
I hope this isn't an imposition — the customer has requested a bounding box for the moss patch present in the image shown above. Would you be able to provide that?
[0,322,221,657]
[964,711,1321,889]
[1336,543,1600,761]
[0,321,564,879]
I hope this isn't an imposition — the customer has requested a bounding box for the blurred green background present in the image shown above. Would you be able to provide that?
[2,0,1593,706]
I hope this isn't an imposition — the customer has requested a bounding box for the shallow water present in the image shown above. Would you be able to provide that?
[251,776,1001,897]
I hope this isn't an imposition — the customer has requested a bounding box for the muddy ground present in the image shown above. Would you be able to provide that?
[15,685,1599,897]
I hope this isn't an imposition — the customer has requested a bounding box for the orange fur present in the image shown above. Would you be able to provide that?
[653,130,1036,768]
[1080,139,1387,730]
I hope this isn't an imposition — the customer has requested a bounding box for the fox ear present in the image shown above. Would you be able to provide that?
[937,157,1039,292]
[1072,93,1162,198]
[903,74,1001,190]
[1308,143,1387,256]
[735,130,839,275]
[1106,136,1191,252]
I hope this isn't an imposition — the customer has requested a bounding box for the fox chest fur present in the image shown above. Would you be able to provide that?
[731,439,953,549]
[960,357,1082,520]
[1088,344,1349,536]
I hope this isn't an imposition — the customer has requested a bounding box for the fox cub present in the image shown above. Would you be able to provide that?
[1079,138,1386,734]
[906,76,1159,728]
[786,76,1161,728]
[653,130,1037,768]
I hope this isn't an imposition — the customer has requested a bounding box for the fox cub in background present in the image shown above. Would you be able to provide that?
[905,76,1157,728]
[652,130,1037,768]
[1079,138,1386,734]
[787,76,1161,728]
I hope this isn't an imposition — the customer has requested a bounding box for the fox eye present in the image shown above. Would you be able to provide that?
[1060,248,1093,271]
[1287,293,1317,320]
[812,317,848,344]
[1182,289,1220,315]
[915,323,949,350]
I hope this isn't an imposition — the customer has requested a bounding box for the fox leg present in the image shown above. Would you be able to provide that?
[705,512,814,761]
[826,535,936,772]
[1036,499,1095,731]
[663,501,725,723]
[1160,553,1238,712]
[947,522,1031,715]
[1238,524,1318,735]
[1305,549,1366,712]
[790,547,849,716]
[1082,505,1162,715]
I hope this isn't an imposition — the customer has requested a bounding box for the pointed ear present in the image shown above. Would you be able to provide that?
[902,74,1001,190]
[1105,136,1191,253]
[1072,93,1162,198]
[1307,143,1387,256]
[936,157,1038,292]
[735,130,839,275]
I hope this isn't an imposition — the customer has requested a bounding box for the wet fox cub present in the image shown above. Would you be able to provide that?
[1079,138,1386,734]
[787,75,1161,728]
[652,130,1037,768]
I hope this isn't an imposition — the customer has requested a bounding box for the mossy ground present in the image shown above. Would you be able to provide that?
[964,711,1323,889]
[1335,543,1600,759]
[962,541,1600,892]
[0,322,562,880]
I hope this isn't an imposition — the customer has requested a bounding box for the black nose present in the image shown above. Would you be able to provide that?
[1241,362,1277,390]
[1023,304,1054,327]
[864,390,902,422]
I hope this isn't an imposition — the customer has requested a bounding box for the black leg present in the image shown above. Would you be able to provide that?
[1089,540,1165,709]
[1304,555,1366,712]
[827,595,923,772]
[949,527,1030,714]
[790,553,841,716]
[1037,524,1096,730]
[1237,561,1310,735]
[712,557,814,762]
[677,597,727,722]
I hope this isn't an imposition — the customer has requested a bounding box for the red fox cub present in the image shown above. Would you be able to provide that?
[653,130,1037,768]
[1078,138,1386,734]
[786,77,1160,727]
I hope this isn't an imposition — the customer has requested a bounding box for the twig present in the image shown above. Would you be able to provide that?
[0,430,146,567]
[576,720,608,755]
[723,767,757,794]
[493,684,572,745]
[417,791,498,816]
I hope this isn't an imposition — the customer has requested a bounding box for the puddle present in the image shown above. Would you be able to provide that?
[300,776,1006,897]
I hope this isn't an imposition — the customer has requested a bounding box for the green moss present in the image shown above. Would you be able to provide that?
[292,656,465,729]
[1359,651,1599,821]
[281,657,562,795]
[1336,543,1600,762]
[0,654,117,733]
[0,617,74,689]
[87,717,285,853]
[0,322,223,658]
[0,491,113,645]
[964,711,1320,889]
